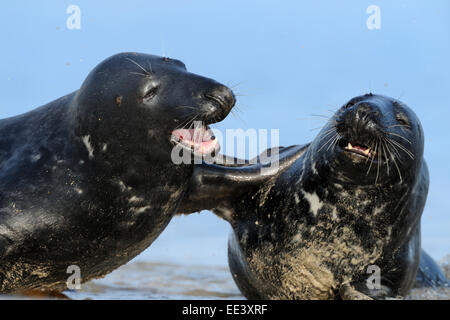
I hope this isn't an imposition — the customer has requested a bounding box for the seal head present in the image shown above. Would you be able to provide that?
[72,53,235,160]
[308,93,423,187]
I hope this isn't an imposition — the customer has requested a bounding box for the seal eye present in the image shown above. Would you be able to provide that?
[344,102,355,109]
[396,114,410,127]
[143,86,159,101]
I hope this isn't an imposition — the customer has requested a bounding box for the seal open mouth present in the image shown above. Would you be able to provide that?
[339,139,375,158]
[171,125,219,156]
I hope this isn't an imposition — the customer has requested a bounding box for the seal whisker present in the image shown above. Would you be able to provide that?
[366,141,377,176]
[318,127,337,138]
[326,134,340,151]
[226,81,244,89]
[233,104,244,112]
[366,139,375,164]
[385,138,402,160]
[317,132,338,152]
[309,126,326,131]
[390,148,403,182]
[129,71,150,78]
[316,128,337,143]
[147,61,153,73]
[387,132,412,145]
[318,126,337,136]
[375,138,381,184]
[386,138,415,160]
[382,138,394,160]
[320,126,337,133]
[384,139,403,181]
[227,108,247,125]
[331,133,341,150]
[175,106,198,110]
[229,105,246,118]
[381,141,390,176]
[310,119,336,132]
[229,109,240,121]
[173,113,200,132]
[186,114,201,130]
[364,138,376,164]
[326,133,339,151]
[387,124,410,129]
[310,114,331,120]
[174,116,195,131]
[317,130,337,145]
[125,57,151,76]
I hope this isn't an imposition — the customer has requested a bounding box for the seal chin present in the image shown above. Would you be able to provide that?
[170,125,220,156]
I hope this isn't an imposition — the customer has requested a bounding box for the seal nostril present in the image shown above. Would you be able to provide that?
[355,103,381,122]
[205,85,235,113]
[204,93,225,108]
[356,103,372,114]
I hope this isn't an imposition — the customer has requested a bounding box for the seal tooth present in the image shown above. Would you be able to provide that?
[347,142,352,149]
[364,148,370,155]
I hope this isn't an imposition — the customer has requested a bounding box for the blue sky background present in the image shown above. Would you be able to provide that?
[0,1,448,265]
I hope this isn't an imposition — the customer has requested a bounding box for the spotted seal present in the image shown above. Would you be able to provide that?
[179,93,448,299]
[0,52,235,293]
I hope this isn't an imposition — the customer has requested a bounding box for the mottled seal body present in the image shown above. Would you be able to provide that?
[180,94,447,299]
[0,52,235,293]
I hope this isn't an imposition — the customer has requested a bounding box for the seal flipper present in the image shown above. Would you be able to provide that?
[339,283,373,300]
[177,145,308,219]
[415,249,449,288]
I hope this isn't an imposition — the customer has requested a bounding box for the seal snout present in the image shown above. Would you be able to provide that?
[169,84,235,156]
[337,101,384,139]
[334,101,385,160]
[203,85,236,118]
[340,102,381,131]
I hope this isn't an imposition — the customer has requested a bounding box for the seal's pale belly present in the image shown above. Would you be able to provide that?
[243,215,387,299]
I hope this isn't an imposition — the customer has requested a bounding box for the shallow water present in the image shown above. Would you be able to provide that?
[65,261,243,300]
[62,257,449,300]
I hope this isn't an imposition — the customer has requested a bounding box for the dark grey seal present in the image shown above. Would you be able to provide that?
[0,52,235,293]
[179,93,448,299]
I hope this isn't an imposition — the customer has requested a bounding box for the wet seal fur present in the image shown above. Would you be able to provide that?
[179,94,448,299]
[0,52,235,293]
